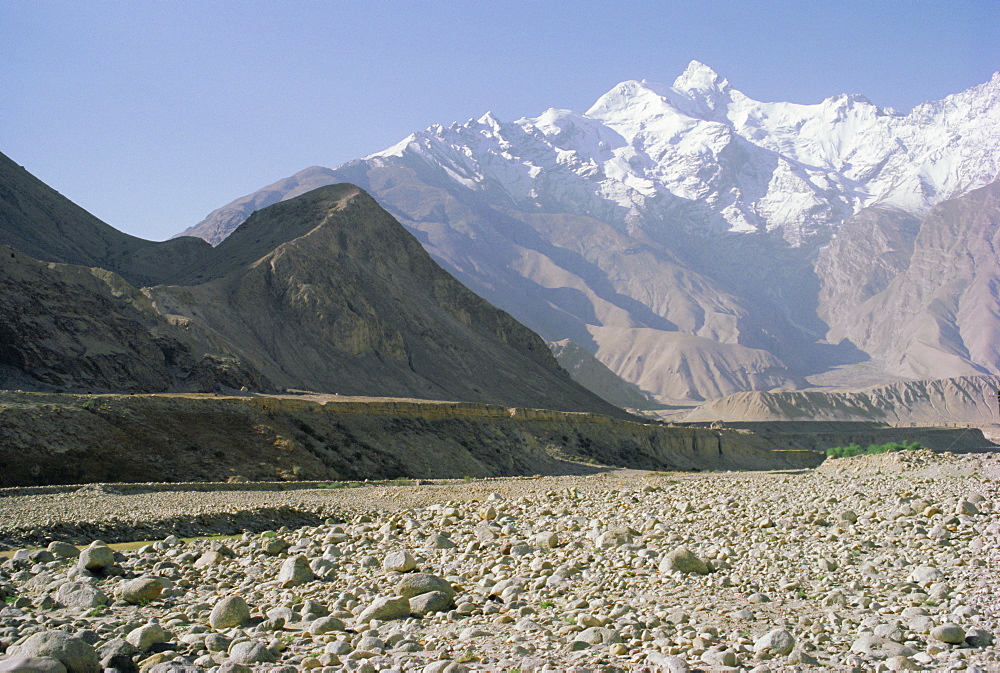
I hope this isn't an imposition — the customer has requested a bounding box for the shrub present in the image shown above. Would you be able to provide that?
[826,441,925,459]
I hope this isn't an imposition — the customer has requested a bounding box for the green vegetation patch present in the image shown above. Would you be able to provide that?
[825,441,925,459]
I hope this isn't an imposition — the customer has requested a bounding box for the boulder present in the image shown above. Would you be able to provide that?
[126,623,168,652]
[408,590,454,617]
[76,546,114,574]
[754,628,795,657]
[931,623,966,644]
[228,640,276,665]
[382,550,417,573]
[658,547,710,575]
[12,631,99,673]
[45,542,79,559]
[209,596,251,629]
[277,555,314,588]
[397,573,455,599]
[54,583,108,609]
[0,657,68,673]
[356,596,411,623]
[115,577,165,605]
[307,616,346,635]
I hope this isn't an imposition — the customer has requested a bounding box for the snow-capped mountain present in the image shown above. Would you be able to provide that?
[177,62,1000,404]
[364,61,998,244]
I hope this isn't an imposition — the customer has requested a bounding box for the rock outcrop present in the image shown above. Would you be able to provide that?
[146,185,624,413]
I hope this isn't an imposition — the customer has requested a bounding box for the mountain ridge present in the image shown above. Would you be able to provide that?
[0,158,625,416]
[683,374,1000,425]
[173,64,1000,402]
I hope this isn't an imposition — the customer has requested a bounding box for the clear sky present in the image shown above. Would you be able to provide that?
[2,0,997,240]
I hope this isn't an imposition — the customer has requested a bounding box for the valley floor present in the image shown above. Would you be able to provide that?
[0,450,998,671]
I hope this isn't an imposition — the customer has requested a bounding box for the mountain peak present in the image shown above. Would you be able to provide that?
[584,79,671,120]
[672,60,730,94]
[477,111,503,131]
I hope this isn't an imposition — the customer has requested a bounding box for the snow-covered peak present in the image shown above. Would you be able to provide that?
[477,111,503,132]
[366,64,999,242]
[368,132,418,159]
[584,80,670,120]
[672,60,732,96]
[585,65,741,127]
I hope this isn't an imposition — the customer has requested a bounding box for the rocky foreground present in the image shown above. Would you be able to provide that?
[0,450,997,672]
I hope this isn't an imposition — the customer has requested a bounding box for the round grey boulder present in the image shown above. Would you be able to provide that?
[425,533,456,549]
[46,542,79,559]
[277,555,314,588]
[0,657,68,673]
[76,546,114,573]
[356,596,411,623]
[204,633,231,653]
[754,628,796,657]
[13,631,99,673]
[115,577,165,605]
[124,623,167,652]
[575,627,622,645]
[228,640,276,665]
[396,573,455,599]
[659,547,710,575]
[209,596,251,629]
[55,583,108,610]
[307,616,346,635]
[908,566,943,584]
[931,623,966,644]
[383,550,417,573]
[965,627,994,648]
[216,664,251,673]
[409,590,454,617]
[645,652,690,672]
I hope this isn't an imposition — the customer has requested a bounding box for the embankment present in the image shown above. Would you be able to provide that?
[0,391,826,487]
[679,421,995,455]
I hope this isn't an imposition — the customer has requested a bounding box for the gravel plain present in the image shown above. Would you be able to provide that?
[0,449,998,672]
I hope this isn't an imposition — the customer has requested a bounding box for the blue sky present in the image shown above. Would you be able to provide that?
[2,1,997,240]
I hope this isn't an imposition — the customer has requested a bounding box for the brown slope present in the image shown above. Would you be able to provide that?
[172,166,341,246]
[0,154,627,414]
[817,181,1000,380]
[0,245,270,393]
[549,339,659,409]
[172,160,813,403]
[149,185,629,416]
[0,151,213,287]
[684,375,1000,424]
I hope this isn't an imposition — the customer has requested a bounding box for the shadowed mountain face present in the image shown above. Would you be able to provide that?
[0,245,271,393]
[0,157,624,416]
[179,164,1000,402]
[0,152,214,287]
[150,185,624,413]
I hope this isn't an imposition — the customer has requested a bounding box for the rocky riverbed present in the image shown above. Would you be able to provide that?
[0,449,997,672]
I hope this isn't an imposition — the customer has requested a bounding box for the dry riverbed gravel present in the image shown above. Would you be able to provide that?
[0,449,997,672]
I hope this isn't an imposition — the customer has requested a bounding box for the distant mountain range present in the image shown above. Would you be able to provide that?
[0,151,623,417]
[683,374,1000,425]
[176,62,1000,404]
